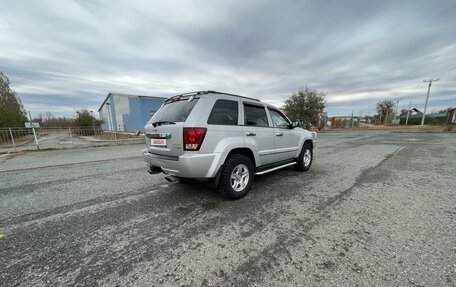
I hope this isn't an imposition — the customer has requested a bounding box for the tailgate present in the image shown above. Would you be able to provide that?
[145,122,185,158]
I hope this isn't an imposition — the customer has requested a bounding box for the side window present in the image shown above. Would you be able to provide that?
[244,105,269,127]
[207,99,238,125]
[269,109,290,128]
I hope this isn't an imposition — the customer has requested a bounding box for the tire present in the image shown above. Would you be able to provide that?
[216,154,254,200]
[295,143,313,172]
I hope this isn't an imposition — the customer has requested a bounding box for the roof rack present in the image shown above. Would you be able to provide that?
[172,90,261,102]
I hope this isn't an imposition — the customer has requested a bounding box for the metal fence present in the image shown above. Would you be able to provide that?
[0,127,145,153]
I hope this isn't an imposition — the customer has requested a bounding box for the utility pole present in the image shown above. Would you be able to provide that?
[350,111,353,128]
[105,102,117,142]
[394,99,399,125]
[405,96,412,125]
[421,78,439,126]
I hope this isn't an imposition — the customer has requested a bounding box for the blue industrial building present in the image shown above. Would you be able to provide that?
[98,93,166,132]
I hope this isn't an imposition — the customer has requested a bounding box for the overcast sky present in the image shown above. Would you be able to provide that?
[1,0,455,118]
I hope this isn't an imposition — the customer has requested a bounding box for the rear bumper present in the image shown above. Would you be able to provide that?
[141,149,222,178]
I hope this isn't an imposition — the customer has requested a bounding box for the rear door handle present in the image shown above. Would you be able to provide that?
[276,133,283,136]
[246,132,256,136]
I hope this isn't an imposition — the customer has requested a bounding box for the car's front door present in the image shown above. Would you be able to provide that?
[268,108,300,162]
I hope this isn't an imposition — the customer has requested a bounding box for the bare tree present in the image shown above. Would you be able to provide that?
[376,100,395,124]
[43,112,55,127]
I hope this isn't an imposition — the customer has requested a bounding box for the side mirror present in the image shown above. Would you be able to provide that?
[288,122,300,129]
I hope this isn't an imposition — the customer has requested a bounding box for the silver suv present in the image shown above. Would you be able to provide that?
[142,91,316,199]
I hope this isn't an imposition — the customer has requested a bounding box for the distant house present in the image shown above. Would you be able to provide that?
[397,108,449,125]
[447,108,456,125]
[98,93,167,132]
[425,112,448,124]
[397,108,423,125]
[329,116,358,128]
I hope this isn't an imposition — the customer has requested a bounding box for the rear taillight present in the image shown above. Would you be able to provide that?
[183,128,207,151]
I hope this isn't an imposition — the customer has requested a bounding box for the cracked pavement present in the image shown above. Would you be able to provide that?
[1,131,455,286]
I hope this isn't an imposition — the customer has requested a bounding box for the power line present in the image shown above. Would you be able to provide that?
[443,65,456,73]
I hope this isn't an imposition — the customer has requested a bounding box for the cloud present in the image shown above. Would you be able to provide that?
[0,0,455,117]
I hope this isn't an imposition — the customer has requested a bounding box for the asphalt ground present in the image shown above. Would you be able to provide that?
[0,131,455,286]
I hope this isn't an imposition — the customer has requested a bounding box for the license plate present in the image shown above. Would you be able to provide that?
[151,139,167,146]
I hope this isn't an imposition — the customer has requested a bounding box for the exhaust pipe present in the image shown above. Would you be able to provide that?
[148,165,163,175]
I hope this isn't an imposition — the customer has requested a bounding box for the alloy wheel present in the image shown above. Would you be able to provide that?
[230,164,249,192]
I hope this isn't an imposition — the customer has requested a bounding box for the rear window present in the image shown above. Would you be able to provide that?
[149,99,199,123]
[207,100,238,125]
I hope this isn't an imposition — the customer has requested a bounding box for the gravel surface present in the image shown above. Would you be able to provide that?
[0,131,455,286]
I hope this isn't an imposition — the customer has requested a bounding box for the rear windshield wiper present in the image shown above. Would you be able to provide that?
[152,121,176,127]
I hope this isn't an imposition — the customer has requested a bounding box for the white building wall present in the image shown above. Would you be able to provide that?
[100,104,112,130]
[113,94,130,131]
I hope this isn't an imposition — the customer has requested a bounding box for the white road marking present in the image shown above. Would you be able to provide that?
[393,146,406,155]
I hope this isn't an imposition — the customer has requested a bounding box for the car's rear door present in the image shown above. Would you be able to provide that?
[242,102,275,166]
[145,96,199,158]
